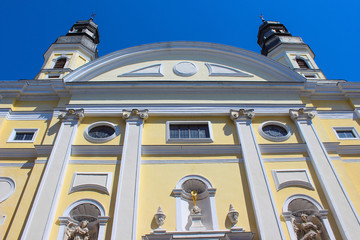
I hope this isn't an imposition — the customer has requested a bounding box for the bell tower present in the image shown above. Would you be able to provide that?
[35,18,100,79]
[257,20,325,79]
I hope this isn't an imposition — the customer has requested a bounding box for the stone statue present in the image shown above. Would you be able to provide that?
[154,206,166,230]
[227,204,239,228]
[64,220,90,240]
[190,190,202,215]
[291,213,323,240]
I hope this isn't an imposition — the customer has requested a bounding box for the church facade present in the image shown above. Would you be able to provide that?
[0,19,360,240]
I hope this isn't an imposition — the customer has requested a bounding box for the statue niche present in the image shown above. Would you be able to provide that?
[288,199,330,240]
[64,203,101,240]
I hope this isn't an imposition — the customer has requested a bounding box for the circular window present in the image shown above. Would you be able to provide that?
[259,121,291,142]
[84,121,119,143]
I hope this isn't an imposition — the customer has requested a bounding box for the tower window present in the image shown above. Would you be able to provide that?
[54,57,67,69]
[333,127,359,139]
[7,129,38,142]
[296,58,309,69]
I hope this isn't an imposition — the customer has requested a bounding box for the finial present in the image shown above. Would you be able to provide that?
[154,206,166,231]
[259,14,265,22]
[90,13,96,20]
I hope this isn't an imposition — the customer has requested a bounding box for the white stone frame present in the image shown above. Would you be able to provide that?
[84,121,119,143]
[332,127,360,140]
[282,194,336,240]
[272,169,314,191]
[57,199,109,240]
[166,121,214,143]
[0,177,15,203]
[173,175,218,231]
[302,73,319,79]
[69,172,113,194]
[7,128,39,143]
[258,121,291,142]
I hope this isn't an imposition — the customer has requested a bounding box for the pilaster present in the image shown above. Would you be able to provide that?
[230,109,285,240]
[290,108,360,239]
[111,109,148,240]
[21,109,83,240]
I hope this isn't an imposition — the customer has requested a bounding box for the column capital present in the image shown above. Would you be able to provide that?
[289,108,315,121]
[58,109,84,122]
[122,109,149,121]
[230,109,255,121]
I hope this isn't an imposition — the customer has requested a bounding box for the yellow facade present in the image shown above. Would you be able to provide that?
[1,19,360,240]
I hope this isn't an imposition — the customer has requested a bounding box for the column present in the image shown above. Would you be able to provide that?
[111,109,148,240]
[21,109,84,240]
[231,109,285,240]
[290,108,360,239]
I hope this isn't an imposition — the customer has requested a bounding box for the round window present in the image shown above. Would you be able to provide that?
[84,121,119,143]
[259,121,291,142]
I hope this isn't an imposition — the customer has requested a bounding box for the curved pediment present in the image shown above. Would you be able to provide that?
[64,42,305,83]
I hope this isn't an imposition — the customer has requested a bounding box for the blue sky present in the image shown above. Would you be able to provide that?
[0,0,358,81]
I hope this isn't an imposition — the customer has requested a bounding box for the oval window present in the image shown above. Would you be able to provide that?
[259,121,291,142]
[84,122,119,143]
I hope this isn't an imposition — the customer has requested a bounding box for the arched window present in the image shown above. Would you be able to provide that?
[172,175,218,231]
[57,199,109,240]
[296,58,309,69]
[282,194,335,240]
[54,57,67,69]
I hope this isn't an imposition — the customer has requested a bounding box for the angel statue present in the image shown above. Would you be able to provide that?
[64,220,90,240]
[291,213,325,240]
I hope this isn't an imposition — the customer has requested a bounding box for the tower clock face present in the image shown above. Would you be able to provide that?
[262,125,288,137]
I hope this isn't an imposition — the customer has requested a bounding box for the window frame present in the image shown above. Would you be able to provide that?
[166,121,214,143]
[259,121,291,142]
[7,128,39,143]
[84,121,119,143]
[333,127,360,140]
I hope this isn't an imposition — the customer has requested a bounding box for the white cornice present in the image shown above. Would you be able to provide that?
[7,111,53,121]
[63,41,306,82]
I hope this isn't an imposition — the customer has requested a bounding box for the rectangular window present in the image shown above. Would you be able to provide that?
[333,127,359,140]
[7,129,38,142]
[166,121,213,143]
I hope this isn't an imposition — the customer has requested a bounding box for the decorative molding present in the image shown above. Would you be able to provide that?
[173,61,198,76]
[0,162,34,167]
[142,158,241,164]
[272,169,314,191]
[118,64,163,77]
[71,145,123,156]
[0,177,15,203]
[6,111,53,121]
[289,108,316,120]
[230,109,255,121]
[205,63,253,77]
[69,160,120,165]
[58,109,84,122]
[69,172,113,194]
[122,109,148,120]
[317,111,357,119]
[143,230,254,240]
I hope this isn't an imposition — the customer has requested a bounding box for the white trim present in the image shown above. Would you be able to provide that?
[118,64,163,77]
[258,121,291,142]
[84,121,119,143]
[0,177,15,203]
[69,172,113,194]
[7,128,38,143]
[317,111,356,119]
[272,169,314,191]
[173,61,198,76]
[141,158,241,164]
[69,160,120,165]
[205,63,253,77]
[63,42,306,83]
[332,127,360,140]
[6,111,53,121]
[166,121,214,143]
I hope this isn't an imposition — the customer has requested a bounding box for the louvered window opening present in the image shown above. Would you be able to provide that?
[54,58,67,69]
[170,124,210,139]
[296,58,309,69]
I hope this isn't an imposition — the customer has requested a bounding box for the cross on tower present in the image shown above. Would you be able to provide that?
[90,13,96,20]
[259,14,265,22]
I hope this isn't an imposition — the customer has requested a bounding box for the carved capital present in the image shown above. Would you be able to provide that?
[122,109,149,121]
[230,109,255,121]
[58,109,84,122]
[289,108,315,121]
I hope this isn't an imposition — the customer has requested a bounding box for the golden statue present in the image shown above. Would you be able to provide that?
[191,190,198,206]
